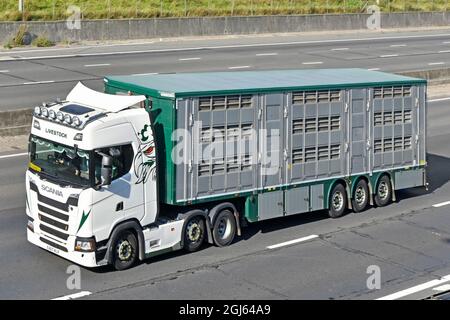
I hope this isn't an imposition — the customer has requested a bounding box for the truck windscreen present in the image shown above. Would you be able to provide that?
[29,135,91,187]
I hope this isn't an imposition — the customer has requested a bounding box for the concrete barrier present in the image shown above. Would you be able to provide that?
[0,108,33,137]
[1,12,450,43]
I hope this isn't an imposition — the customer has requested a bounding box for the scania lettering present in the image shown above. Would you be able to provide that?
[26,69,428,270]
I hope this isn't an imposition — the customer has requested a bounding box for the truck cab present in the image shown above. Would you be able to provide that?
[26,82,170,269]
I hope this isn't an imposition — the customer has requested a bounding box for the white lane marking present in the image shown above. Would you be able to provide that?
[52,291,92,300]
[84,63,111,67]
[0,152,28,160]
[302,61,323,65]
[429,97,450,102]
[442,41,450,44]
[178,57,201,61]
[377,275,450,300]
[267,235,319,250]
[6,33,450,61]
[433,284,450,292]
[228,65,250,69]
[132,72,158,76]
[331,48,349,51]
[255,52,278,56]
[432,201,450,208]
[380,54,399,58]
[438,50,450,53]
[368,68,380,71]
[23,80,55,85]
[428,62,445,65]
[0,70,10,73]
[390,44,407,47]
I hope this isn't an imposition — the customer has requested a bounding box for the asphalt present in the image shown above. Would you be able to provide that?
[1,29,450,300]
[3,28,450,110]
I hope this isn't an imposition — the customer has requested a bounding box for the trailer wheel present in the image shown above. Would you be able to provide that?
[328,183,347,218]
[212,209,236,247]
[183,216,205,252]
[352,179,369,213]
[374,175,392,207]
[112,230,138,271]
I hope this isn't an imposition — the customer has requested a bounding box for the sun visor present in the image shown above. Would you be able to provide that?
[66,82,146,113]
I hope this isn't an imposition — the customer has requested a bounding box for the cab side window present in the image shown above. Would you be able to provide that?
[95,144,134,184]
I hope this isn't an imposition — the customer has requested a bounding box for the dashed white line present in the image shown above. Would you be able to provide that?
[228,65,251,69]
[377,275,450,300]
[433,284,450,292]
[390,44,407,47]
[84,63,111,67]
[380,54,399,58]
[255,52,278,56]
[438,50,450,53]
[267,235,319,250]
[0,70,9,73]
[442,41,450,44]
[0,152,28,160]
[178,57,201,61]
[23,80,55,85]
[432,201,450,208]
[52,291,92,300]
[302,61,323,65]
[429,97,450,102]
[428,62,445,66]
[132,72,158,76]
[331,48,349,51]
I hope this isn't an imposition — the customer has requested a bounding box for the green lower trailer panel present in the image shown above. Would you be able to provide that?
[244,166,426,223]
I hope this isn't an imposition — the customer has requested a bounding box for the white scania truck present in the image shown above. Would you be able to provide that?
[26,69,427,270]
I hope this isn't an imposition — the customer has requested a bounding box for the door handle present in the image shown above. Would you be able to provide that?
[116,202,123,212]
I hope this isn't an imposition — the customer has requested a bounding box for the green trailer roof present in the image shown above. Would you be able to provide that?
[105,68,426,98]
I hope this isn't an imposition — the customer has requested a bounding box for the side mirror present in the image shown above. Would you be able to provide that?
[101,155,113,186]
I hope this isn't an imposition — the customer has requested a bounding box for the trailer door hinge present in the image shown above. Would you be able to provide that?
[258,108,262,120]
[345,103,349,113]
[416,98,419,107]
[283,149,288,161]
[284,106,288,118]
[188,160,193,173]
[366,101,370,111]
[366,139,371,150]
[189,114,194,126]
[345,143,349,153]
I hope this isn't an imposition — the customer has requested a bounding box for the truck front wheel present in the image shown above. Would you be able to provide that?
[183,216,205,252]
[112,230,138,271]
[212,209,236,247]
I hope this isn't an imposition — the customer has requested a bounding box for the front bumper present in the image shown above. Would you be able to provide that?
[27,228,99,268]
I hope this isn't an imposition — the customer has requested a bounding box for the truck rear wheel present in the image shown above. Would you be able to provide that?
[374,175,392,207]
[212,209,236,247]
[352,179,369,213]
[112,230,138,271]
[328,183,347,219]
[183,216,205,252]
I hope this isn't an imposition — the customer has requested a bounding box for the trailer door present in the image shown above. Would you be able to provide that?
[348,89,369,175]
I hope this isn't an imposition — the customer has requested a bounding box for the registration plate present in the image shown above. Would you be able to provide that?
[46,245,60,254]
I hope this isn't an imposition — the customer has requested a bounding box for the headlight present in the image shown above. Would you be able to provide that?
[48,109,56,119]
[75,237,96,252]
[34,106,41,116]
[41,107,49,117]
[27,218,34,232]
[56,111,64,121]
[72,116,81,127]
[64,114,72,124]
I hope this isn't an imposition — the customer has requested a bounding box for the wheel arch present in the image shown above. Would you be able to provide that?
[105,219,145,264]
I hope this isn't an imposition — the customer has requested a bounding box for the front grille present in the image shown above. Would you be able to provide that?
[38,204,69,222]
[40,224,69,241]
[40,237,68,252]
[39,214,69,231]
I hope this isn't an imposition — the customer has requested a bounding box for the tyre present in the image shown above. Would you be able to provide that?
[352,179,370,213]
[212,209,237,247]
[183,216,206,252]
[328,183,347,218]
[112,230,138,271]
[374,175,392,207]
